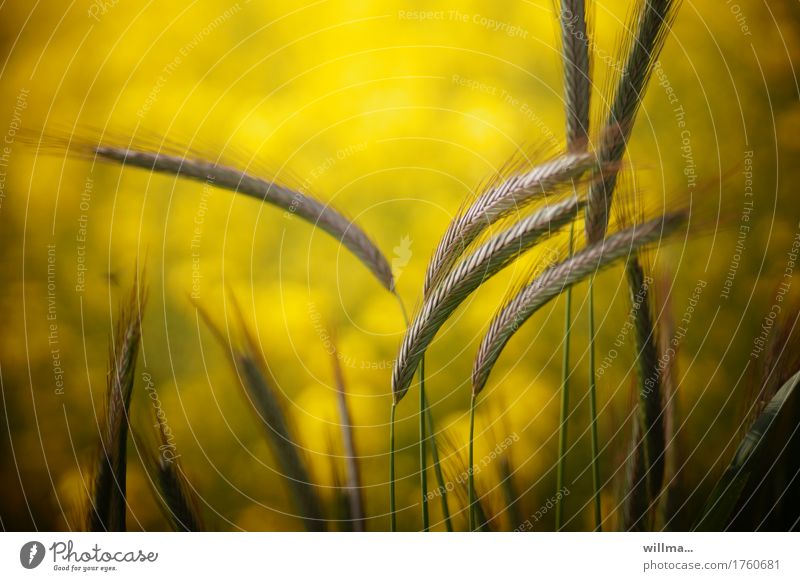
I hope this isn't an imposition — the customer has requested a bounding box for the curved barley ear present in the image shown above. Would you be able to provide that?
[585,0,680,244]
[424,152,600,295]
[31,134,394,292]
[393,196,584,403]
[472,209,687,395]
[88,273,147,532]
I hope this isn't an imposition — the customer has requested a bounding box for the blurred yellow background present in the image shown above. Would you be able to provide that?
[1,0,799,531]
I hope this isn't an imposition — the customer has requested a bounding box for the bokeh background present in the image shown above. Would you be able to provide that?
[1,0,799,531]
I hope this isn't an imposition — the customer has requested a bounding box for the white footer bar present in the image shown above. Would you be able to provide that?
[1,532,797,580]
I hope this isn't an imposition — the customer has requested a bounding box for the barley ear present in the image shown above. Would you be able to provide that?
[425,152,598,294]
[195,302,326,531]
[393,196,583,403]
[88,273,147,532]
[585,0,680,243]
[560,0,592,152]
[33,134,394,292]
[472,210,687,395]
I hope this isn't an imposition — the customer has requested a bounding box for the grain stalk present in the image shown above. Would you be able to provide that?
[390,297,451,531]
[423,149,598,532]
[587,277,602,529]
[398,197,586,529]
[389,402,397,531]
[557,0,592,531]
[424,392,453,531]
[468,394,477,531]
[88,275,147,532]
[654,275,678,530]
[583,0,679,531]
[419,358,429,530]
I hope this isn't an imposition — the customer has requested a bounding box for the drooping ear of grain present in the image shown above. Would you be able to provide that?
[32,134,394,292]
[393,196,584,403]
[88,275,147,532]
[472,210,687,395]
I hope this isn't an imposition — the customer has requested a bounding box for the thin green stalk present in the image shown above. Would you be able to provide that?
[424,392,453,531]
[390,294,408,532]
[391,294,450,532]
[468,393,477,531]
[588,279,602,531]
[390,402,397,532]
[556,222,575,530]
[419,357,429,531]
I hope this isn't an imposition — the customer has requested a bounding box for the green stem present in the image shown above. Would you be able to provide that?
[419,358,429,531]
[588,278,602,531]
[556,222,575,530]
[389,293,408,533]
[392,294,449,531]
[390,402,397,532]
[424,392,453,531]
[468,393,477,531]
